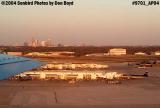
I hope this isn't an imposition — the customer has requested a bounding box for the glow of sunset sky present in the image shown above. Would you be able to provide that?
[0,0,160,46]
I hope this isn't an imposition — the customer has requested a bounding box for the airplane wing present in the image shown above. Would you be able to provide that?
[0,54,43,80]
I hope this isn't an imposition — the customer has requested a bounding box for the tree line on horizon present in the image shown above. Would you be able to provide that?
[0,46,160,56]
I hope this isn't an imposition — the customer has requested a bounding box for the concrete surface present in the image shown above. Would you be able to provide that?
[0,63,160,108]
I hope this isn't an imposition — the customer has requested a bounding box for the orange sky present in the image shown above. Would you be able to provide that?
[0,0,160,46]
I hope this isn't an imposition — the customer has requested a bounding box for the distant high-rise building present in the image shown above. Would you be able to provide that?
[31,38,39,47]
[47,38,52,46]
[25,38,53,47]
[24,41,29,46]
[41,41,48,47]
[57,43,64,47]
[40,39,53,47]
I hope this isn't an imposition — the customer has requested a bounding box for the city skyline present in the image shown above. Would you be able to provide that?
[0,0,160,46]
[3,37,160,47]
